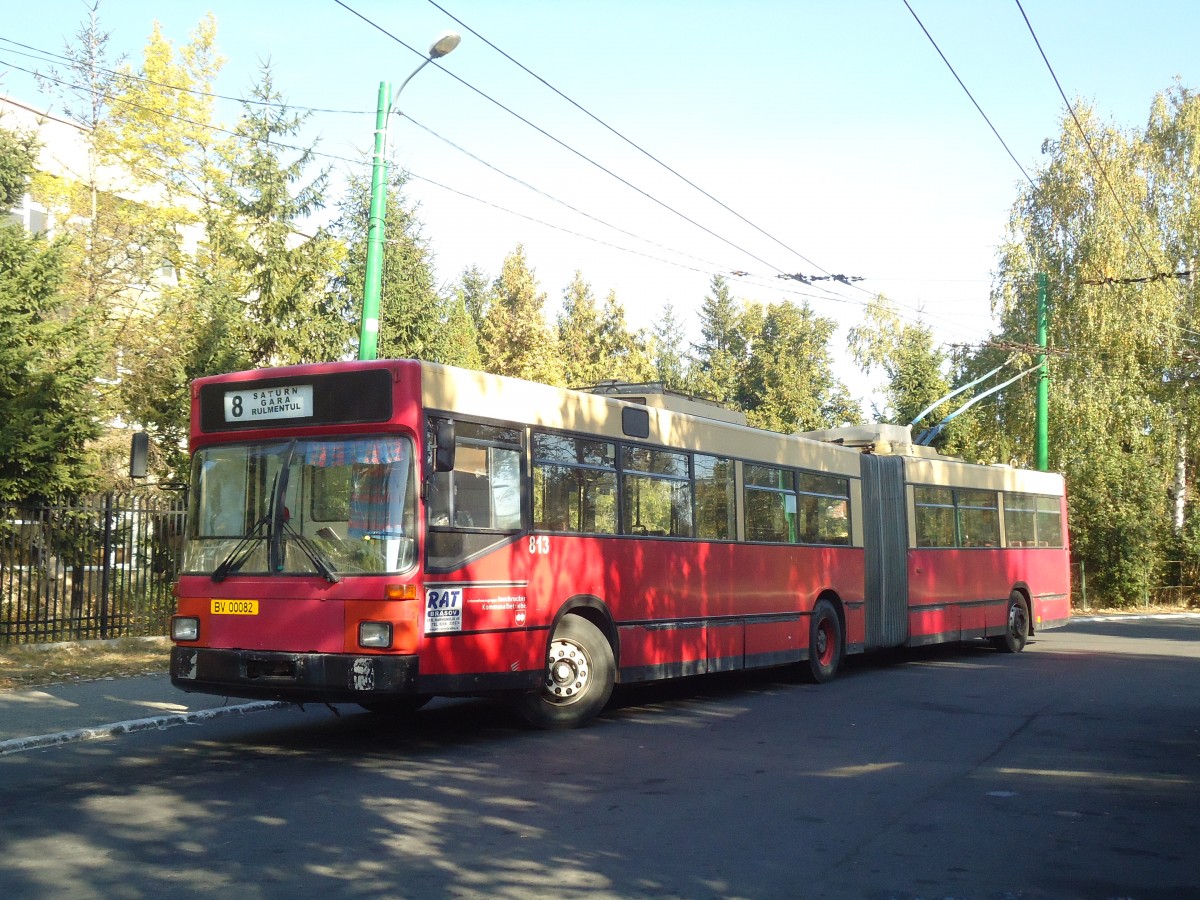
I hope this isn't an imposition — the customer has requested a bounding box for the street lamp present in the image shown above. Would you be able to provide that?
[358,31,461,361]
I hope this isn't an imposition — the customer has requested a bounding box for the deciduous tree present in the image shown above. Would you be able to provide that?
[989,100,1179,602]
[849,295,950,428]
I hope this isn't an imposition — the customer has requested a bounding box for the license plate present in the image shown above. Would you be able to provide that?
[211,599,259,615]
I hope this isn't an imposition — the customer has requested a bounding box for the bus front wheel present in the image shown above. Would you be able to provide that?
[515,615,615,729]
[806,599,843,683]
[992,592,1030,653]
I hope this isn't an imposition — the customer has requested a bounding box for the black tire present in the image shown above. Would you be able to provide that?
[991,592,1030,653]
[514,615,615,729]
[358,695,432,715]
[805,599,843,683]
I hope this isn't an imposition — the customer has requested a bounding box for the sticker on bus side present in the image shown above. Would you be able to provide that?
[211,599,259,615]
[425,588,463,634]
[223,385,313,423]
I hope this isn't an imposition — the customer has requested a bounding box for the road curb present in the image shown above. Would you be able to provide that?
[0,700,287,756]
[1068,612,1200,624]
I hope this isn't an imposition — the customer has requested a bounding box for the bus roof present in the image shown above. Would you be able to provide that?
[419,361,865,477]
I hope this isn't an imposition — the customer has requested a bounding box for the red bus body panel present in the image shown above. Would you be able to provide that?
[417,537,865,678]
[907,493,1072,643]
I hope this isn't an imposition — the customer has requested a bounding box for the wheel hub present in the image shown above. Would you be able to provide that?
[545,639,589,701]
[1010,603,1028,635]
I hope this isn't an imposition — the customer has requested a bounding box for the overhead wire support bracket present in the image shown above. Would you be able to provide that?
[1081,269,1192,287]
[777,273,866,286]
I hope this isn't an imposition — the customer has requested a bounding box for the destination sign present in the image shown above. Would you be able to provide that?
[198,368,394,432]
[223,385,314,423]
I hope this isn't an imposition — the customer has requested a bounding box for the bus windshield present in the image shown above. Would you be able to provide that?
[182,436,417,577]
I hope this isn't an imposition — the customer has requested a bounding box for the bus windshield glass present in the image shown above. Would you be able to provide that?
[182,436,417,577]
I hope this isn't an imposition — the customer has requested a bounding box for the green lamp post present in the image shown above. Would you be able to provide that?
[359,30,461,361]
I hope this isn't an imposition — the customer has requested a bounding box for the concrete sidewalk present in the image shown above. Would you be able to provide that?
[0,674,283,755]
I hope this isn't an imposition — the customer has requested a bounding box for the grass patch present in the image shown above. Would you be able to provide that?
[0,637,171,691]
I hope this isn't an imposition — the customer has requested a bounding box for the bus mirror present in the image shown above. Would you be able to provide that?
[434,420,456,473]
[130,432,150,479]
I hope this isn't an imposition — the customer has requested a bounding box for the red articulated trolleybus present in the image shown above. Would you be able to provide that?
[170,359,1071,728]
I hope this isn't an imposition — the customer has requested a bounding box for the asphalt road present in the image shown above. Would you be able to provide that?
[0,617,1197,900]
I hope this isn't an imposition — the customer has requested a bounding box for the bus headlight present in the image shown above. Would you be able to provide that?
[172,616,200,642]
[358,621,393,649]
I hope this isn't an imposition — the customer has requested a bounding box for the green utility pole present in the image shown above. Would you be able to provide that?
[1035,272,1049,471]
[358,80,391,362]
[356,34,460,362]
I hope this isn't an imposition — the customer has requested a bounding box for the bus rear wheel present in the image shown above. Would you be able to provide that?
[805,599,843,683]
[992,592,1030,653]
[515,615,615,729]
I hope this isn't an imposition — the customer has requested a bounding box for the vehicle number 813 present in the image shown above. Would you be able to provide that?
[528,535,550,555]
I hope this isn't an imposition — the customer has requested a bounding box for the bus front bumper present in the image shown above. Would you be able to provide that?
[170,646,419,704]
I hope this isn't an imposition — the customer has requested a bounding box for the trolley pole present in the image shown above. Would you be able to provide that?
[1035,272,1049,472]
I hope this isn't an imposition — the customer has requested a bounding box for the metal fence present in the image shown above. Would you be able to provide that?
[1072,560,1200,610]
[0,492,186,645]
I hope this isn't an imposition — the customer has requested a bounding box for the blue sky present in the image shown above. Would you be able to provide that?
[3,1,1199,407]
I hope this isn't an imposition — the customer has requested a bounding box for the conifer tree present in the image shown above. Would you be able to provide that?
[333,170,443,362]
[597,289,655,384]
[455,265,492,334]
[480,245,562,384]
[652,302,689,391]
[689,275,750,403]
[742,300,858,433]
[557,270,603,386]
[0,128,103,501]
[207,65,349,367]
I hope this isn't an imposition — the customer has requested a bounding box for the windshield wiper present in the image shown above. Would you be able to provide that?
[211,510,272,583]
[269,442,298,573]
[281,520,341,584]
[209,440,345,583]
[211,463,283,583]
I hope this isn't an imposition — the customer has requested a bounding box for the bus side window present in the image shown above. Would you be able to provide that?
[532,432,617,534]
[620,446,692,538]
[426,420,523,532]
[743,464,794,543]
[914,486,955,548]
[1035,495,1064,547]
[695,454,735,540]
[957,490,999,548]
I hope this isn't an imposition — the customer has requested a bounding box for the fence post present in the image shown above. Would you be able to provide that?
[1079,560,1086,609]
[100,492,113,639]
